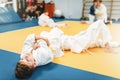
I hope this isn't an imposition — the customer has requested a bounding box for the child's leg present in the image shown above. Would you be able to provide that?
[48,19,67,28]
[89,21,119,48]
[56,23,67,27]
[99,20,112,44]
[47,19,56,28]
[87,20,112,47]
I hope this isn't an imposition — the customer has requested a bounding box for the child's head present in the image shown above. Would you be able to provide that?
[15,61,34,79]
[93,0,102,6]
[43,10,49,16]
[93,0,97,6]
[15,53,36,79]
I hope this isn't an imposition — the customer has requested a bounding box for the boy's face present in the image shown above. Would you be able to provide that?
[44,12,49,16]
[97,1,101,6]
[20,53,36,68]
[93,2,97,6]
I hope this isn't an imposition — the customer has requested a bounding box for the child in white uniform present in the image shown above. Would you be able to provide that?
[38,10,66,28]
[95,0,108,23]
[89,0,97,23]
[40,20,119,55]
[15,34,53,79]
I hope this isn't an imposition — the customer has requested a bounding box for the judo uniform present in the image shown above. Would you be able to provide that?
[40,28,64,57]
[21,34,54,66]
[89,5,96,23]
[40,20,117,55]
[38,13,66,28]
[95,4,107,22]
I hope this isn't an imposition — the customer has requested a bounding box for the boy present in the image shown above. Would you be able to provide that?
[89,0,97,23]
[94,0,108,23]
[15,34,53,79]
[38,10,67,28]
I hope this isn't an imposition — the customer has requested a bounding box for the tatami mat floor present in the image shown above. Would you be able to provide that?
[0,21,120,79]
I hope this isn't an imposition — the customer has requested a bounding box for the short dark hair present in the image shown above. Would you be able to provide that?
[93,0,102,2]
[15,62,34,79]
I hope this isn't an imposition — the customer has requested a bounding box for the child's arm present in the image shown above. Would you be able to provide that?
[35,35,50,46]
[21,34,36,58]
[40,37,50,46]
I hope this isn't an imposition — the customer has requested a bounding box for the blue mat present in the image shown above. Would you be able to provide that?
[0,7,39,33]
[0,7,22,24]
[0,18,64,33]
[0,49,118,80]
[0,19,38,33]
[0,8,65,33]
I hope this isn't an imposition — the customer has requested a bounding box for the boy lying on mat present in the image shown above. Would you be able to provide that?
[15,20,120,79]
[15,34,54,79]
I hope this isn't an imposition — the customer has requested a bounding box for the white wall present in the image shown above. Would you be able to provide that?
[45,0,83,19]
[13,0,17,12]
[0,0,17,12]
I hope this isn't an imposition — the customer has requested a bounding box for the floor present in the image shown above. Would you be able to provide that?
[0,21,120,79]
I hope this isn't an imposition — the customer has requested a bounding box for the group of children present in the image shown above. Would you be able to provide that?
[14,0,120,79]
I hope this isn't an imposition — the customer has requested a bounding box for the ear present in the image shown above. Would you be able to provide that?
[33,62,37,68]
[14,70,17,74]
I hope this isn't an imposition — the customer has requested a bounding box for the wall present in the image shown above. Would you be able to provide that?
[45,0,83,19]
[0,0,17,12]
[13,0,17,12]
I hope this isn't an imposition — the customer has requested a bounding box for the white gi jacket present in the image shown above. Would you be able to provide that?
[38,14,57,28]
[40,28,64,57]
[95,4,107,22]
[21,34,54,66]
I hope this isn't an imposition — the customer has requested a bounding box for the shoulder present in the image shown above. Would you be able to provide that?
[101,4,106,8]
[91,5,95,9]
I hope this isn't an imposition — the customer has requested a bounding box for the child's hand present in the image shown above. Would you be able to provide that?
[33,43,39,50]
[35,35,41,40]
